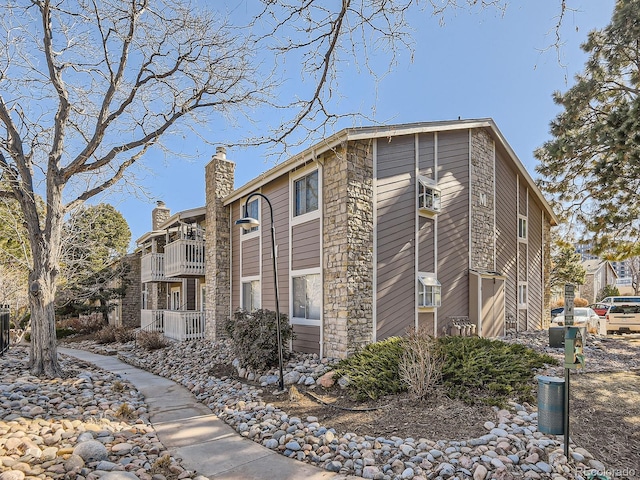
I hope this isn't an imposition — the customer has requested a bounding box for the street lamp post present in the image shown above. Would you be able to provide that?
[235,193,285,391]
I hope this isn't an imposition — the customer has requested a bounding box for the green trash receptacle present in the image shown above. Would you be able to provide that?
[537,375,565,435]
[549,326,564,348]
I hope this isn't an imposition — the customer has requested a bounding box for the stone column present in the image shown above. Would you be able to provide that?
[323,141,374,358]
[205,147,235,340]
[470,129,496,272]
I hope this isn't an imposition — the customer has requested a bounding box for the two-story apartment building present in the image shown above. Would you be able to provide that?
[137,118,558,358]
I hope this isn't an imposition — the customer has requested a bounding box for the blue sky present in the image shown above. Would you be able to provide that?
[110,1,616,250]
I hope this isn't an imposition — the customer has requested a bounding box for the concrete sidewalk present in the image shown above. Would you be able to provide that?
[58,348,356,480]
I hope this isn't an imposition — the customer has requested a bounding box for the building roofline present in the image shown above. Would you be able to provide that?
[135,206,206,245]
[223,118,558,225]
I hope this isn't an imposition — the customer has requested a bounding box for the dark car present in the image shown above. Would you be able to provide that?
[551,307,564,317]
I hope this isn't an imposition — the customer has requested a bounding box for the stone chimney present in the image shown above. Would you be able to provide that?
[204,147,235,340]
[152,200,170,230]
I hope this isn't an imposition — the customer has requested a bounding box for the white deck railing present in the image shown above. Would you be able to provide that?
[140,309,164,332]
[163,310,206,341]
[141,253,166,283]
[164,239,205,277]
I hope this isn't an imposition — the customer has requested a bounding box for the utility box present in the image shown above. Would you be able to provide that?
[537,375,565,435]
[564,326,585,370]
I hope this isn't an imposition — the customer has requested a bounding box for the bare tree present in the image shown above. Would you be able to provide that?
[0,0,266,376]
[0,0,573,377]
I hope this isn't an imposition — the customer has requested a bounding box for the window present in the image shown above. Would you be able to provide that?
[171,288,181,311]
[518,216,527,241]
[242,280,260,311]
[418,177,441,213]
[294,170,319,217]
[418,273,441,308]
[242,198,259,235]
[518,283,528,308]
[292,274,321,321]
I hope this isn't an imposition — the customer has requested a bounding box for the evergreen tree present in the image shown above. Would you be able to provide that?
[535,0,640,258]
[550,238,586,289]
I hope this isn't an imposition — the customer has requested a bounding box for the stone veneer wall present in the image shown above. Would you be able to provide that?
[151,201,170,230]
[204,148,235,340]
[323,141,374,358]
[120,252,141,327]
[470,129,495,272]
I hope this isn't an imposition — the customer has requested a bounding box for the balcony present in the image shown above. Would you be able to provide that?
[141,253,166,283]
[141,309,164,332]
[163,310,206,341]
[140,309,205,341]
[164,239,205,278]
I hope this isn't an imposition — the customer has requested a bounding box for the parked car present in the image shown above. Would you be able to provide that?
[600,296,640,304]
[605,304,640,334]
[551,307,601,334]
[588,303,614,317]
[551,307,564,317]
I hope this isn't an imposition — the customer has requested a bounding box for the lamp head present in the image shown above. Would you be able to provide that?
[235,216,260,231]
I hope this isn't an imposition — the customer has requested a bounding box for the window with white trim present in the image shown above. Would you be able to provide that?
[518,283,528,308]
[294,170,319,217]
[292,273,321,321]
[241,280,261,311]
[418,273,442,308]
[418,177,441,214]
[518,216,527,241]
[141,284,148,310]
[242,198,259,235]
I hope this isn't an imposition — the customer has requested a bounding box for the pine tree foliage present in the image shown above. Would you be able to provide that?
[535,0,640,257]
[550,237,586,288]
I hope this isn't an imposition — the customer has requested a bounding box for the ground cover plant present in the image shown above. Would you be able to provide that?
[332,335,558,407]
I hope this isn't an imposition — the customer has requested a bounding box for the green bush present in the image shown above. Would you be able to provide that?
[333,337,405,401]
[56,327,76,339]
[331,335,558,406]
[224,309,293,371]
[438,336,558,406]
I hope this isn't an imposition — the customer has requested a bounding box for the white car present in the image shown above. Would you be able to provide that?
[551,307,601,334]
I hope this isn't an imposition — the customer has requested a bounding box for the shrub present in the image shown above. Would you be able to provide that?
[438,336,558,406]
[94,325,118,344]
[114,327,136,343]
[399,329,444,400]
[574,297,589,307]
[136,330,168,350]
[224,309,293,371]
[55,327,76,339]
[62,315,104,334]
[333,337,405,401]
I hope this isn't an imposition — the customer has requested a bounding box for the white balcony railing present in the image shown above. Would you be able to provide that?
[140,309,164,332]
[141,253,166,283]
[163,310,206,341]
[164,239,205,278]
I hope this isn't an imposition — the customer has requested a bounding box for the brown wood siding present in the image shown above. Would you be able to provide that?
[241,236,260,277]
[528,194,544,329]
[418,133,435,178]
[418,216,434,273]
[261,176,290,313]
[292,324,320,354]
[495,147,518,324]
[418,312,435,335]
[436,130,470,332]
[292,218,321,270]
[376,135,416,340]
[231,202,241,312]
